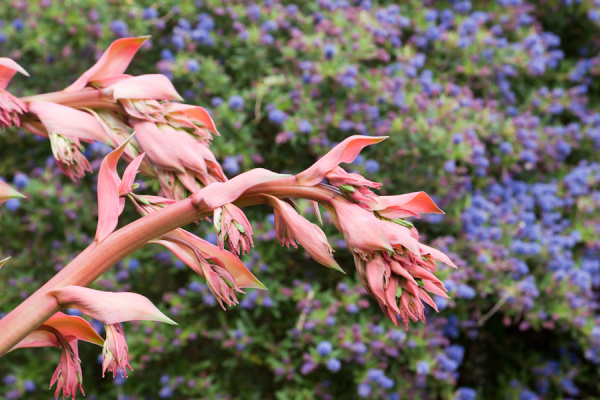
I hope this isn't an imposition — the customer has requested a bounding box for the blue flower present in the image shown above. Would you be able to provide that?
[142,7,159,19]
[455,387,477,400]
[316,341,333,356]
[268,109,288,124]
[364,160,380,174]
[417,360,430,375]
[324,43,337,59]
[326,358,341,372]
[358,383,371,397]
[110,20,128,37]
[228,95,245,110]
[4,198,20,211]
[186,59,200,72]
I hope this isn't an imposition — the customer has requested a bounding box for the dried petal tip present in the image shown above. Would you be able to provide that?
[50,286,177,325]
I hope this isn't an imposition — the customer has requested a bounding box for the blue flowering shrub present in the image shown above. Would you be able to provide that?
[1,1,600,399]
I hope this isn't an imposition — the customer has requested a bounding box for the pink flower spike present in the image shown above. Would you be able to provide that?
[370,191,444,219]
[64,36,149,92]
[167,228,266,290]
[104,74,183,101]
[0,57,29,89]
[0,180,25,205]
[296,135,387,186]
[50,338,85,400]
[267,196,342,272]
[102,323,133,378]
[50,286,177,326]
[214,204,254,255]
[27,101,107,143]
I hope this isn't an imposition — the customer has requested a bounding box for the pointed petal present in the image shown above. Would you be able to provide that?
[365,253,387,304]
[420,244,457,268]
[95,138,134,244]
[50,286,177,325]
[195,169,291,209]
[0,58,29,89]
[371,192,444,219]
[10,330,59,350]
[119,153,145,196]
[311,201,323,225]
[27,101,106,142]
[0,256,10,269]
[105,74,183,101]
[64,36,149,92]
[297,135,387,186]
[0,180,25,204]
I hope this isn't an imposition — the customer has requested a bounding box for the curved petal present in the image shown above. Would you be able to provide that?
[195,169,290,209]
[50,286,177,326]
[168,103,220,136]
[28,101,106,142]
[95,137,135,244]
[11,312,104,351]
[297,135,387,186]
[64,36,149,92]
[371,192,444,219]
[0,58,29,90]
[105,74,183,101]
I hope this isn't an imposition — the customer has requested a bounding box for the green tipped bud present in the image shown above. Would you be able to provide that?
[393,218,414,228]
[339,184,356,194]
[415,278,425,288]
[396,286,403,298]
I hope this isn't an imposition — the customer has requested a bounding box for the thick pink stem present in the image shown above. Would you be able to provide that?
[0,181,341,356]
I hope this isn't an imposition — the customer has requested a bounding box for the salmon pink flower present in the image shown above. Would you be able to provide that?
[0,57,28,129]
[102,323,132,378]
[50,337,85,400]
[10,312,104,400]
[266,195,341,272]
[214,204,254,255]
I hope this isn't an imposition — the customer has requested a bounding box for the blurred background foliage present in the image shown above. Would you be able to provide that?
[1,0,600,399]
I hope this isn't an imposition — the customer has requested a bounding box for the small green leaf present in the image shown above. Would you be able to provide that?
[415,278,425,287]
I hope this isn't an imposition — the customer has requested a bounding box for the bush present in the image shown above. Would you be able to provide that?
[1,1,599,399]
